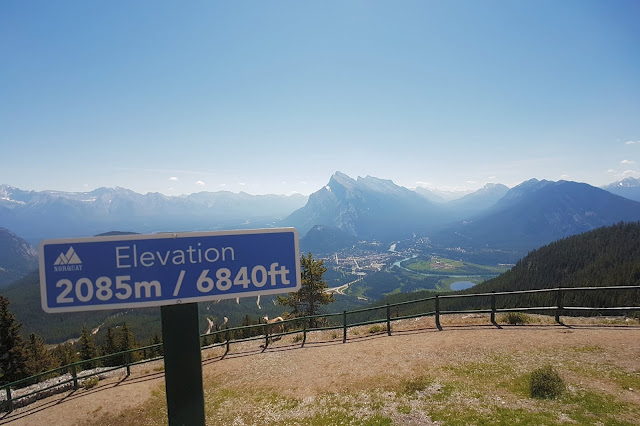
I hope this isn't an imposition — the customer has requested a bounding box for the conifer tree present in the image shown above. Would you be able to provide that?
[118,323,137,363]
[101,327,119,367]
[78,326,98,369]
[0,296,30,385]
[51,343,76,373]
[151,333,163,357]
[26,333,56,376]
[278,253,335,327]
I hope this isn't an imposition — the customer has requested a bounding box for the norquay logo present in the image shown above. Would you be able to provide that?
[53,247,83,272]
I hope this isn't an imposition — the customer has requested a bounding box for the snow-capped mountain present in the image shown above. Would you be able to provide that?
[0,185,307,244]
[602,177,640,202]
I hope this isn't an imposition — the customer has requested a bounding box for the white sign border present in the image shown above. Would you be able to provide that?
[39,228,301,313]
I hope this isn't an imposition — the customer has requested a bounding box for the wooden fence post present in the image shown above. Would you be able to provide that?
[386,303,391,336]
[71,363,78,390]
[435,295,442,331]
[302,317,307,346]
[343,311,347,343]
[555,287,563,323]
[5,385,13,413]
[264,323,269,348]
[225,324,230,354]
[490,291,497,325]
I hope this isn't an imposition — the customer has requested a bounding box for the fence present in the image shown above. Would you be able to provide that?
[2,284,639,412]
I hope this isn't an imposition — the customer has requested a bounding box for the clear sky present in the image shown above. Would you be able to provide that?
[1,1,639,196]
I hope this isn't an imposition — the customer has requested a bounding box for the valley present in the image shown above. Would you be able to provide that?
[318,239,511,300]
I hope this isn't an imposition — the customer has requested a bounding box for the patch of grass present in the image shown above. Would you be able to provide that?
[397,405,411,414]
[367,325,386,334]
[501,311,531,325]
[82,376,99,390]
[397,375,433,395]
[571,345,604,353]
[291,334,303,343]
[330,332,338,340]
[565,359,640,392]
[153,366,164,372]
[304,411,392,426]
[609,368,640,391]
[429,405,560,425]
[530,365,565,399]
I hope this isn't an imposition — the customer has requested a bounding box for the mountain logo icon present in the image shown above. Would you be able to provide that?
[54,246,82,266]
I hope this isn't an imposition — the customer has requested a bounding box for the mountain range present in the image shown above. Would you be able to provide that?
[432,179,640,250]
[1,173,640,257]
[0,185,307,245]
[285,174,640,256]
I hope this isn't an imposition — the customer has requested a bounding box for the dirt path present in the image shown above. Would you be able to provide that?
[2,315,639,425]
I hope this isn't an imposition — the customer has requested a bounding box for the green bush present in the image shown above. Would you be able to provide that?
[530,365,565,399]
[82,376,99,390]
[501,312,531,325]
[368,325,386,334]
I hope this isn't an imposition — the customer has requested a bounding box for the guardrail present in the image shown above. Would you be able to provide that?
[2,284,639,412]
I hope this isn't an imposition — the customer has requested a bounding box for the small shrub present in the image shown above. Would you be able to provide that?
[353,330,360,336]
[501,312,531,325]
[397,405,411,414]
[330,332,338,340]
[83,376,99,390]
[292,335,302,343]
[399,376,433,395]
[530,365,565,399]
[368,325,386,334]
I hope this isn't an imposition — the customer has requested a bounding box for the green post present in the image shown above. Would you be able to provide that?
[302,317,307,346]
[343,311,347,343]
[225,323,230,354]
[490,291,497,325]
[161,303,206,426]
[5,385,13,413]
[435,296,442,331]
[555,287,563,323]
[71,363,78,390]
[264,322,269,348]
[386,303,391,336]
[125,351,131,376]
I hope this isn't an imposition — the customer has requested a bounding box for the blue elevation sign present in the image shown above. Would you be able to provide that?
[39,228,301,313]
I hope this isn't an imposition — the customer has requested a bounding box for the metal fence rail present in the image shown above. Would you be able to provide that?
[2,284,639,412]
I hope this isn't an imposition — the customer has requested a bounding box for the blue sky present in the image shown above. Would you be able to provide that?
[1,1,639,196]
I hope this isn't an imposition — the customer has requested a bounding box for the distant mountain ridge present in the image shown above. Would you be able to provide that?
[283,173,640,256]
[446,183,510,216]
[434,179,640,250]
[0,227,37,287]
[602,177,640,202]
[0,185,307,244]
[3,173,638,256]
[414,186,473,203]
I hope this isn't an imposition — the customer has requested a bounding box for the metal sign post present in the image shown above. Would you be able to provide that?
[39,228,301,425]
[161,302,205,425]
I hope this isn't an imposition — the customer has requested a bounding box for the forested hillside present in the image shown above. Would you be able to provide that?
[473,221,640,293]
